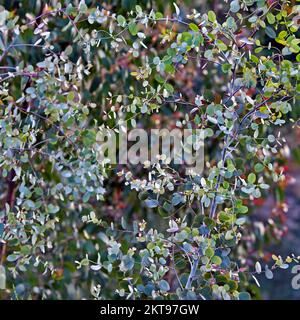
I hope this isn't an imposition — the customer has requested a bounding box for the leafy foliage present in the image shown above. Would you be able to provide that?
[0,0,300,300]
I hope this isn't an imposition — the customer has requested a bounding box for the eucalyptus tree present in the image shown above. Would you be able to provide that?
[0,0,299,299]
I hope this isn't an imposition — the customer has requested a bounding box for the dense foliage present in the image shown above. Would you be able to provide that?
[0,0,300,300]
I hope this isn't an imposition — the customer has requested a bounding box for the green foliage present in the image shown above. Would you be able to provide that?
[0,0,299,300]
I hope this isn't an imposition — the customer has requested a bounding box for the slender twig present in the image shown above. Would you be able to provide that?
[239,93,276,129]
[209,62,238,219]
[185,252,200,290]
[172,244,184,290]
